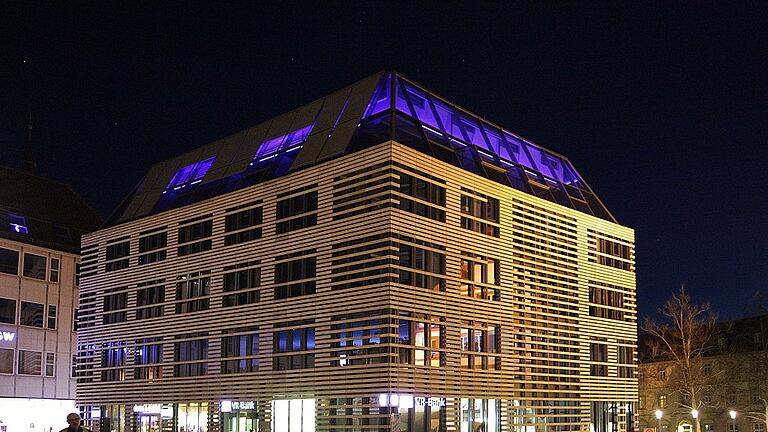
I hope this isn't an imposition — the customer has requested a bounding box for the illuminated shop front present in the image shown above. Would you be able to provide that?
[0,398,77,432]
[96,403,207,432]
[220,400,258,432]
[271,399,315,432]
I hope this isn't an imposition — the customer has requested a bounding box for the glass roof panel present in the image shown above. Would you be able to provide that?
[362,73,391,119]
[166,157,215,190]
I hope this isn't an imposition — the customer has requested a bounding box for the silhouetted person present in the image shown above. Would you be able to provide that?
[60,413,89,432]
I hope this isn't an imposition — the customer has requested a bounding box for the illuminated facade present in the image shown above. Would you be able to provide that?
[0,166,101,432]
[78,72,636,432]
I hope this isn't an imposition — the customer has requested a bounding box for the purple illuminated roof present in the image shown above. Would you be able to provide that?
[253,124,314,161]
[166,157,215,190]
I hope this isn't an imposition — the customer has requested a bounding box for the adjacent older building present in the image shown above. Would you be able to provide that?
[637,314,768,432]
[77,71,637,432]
[0,166,101,432]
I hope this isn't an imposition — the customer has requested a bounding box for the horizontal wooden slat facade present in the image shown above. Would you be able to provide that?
[78,141,637,432]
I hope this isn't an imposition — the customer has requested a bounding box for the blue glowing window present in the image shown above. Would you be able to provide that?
[8,214,28,234]
[252,124,314,163]
[165,157,215,191]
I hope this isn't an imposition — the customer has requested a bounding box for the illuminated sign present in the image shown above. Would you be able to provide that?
[133,404,162,414]
[1,331,15,342]
[378,394,446,408]
[220,400,256,413]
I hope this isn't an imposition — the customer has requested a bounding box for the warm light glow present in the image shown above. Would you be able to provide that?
[656,410,663,420]
[691,409,699,419]
[730,410,737,420]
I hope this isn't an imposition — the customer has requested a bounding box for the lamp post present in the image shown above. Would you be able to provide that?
[656,410,663,432]
[692,409,699,432]
[729,410,737,432]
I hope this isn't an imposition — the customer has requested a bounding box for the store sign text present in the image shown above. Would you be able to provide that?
[133,404,162,414]
[220,400,256,412]
[1,331,15,342]
[415,397,446,407]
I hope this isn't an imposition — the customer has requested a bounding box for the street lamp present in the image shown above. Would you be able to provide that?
[729,410,737,432]
[692,409,699,432]
[656,410,663,432]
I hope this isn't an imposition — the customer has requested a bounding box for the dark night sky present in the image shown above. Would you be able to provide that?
[1,3,766,320]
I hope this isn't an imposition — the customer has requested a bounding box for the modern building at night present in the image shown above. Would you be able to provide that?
[0,166,101,432]
[77,71,636,432]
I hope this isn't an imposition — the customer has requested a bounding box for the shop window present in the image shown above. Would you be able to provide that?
[45,352,55,376]
[103,292,127,324]
[221,328,259,373]
[177,403,209,432]
[20,301,44,327]
[460,398,501,432]
[23,253,46,279]
[175,271,210,314]
[459,254,500,300]
[273,326,315,370]
[0,247,19,275]
[223,266,260,307]
[134,338,163,380]
[271,399,314,432]
[0,298,15,324]
[47,304,57,329]
[174,333,208,377]
[0,348,13,373]
[50,257,60,282]
[274,257,316,300]
[18,350,42,375]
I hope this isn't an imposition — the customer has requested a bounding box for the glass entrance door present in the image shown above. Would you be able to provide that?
[138,414,160,432]
[224,412,257,432]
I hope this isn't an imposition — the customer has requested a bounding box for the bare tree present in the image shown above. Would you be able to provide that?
[642,286,718,432]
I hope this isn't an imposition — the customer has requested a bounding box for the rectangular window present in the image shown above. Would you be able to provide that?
[398,244,446,291]
[658,395,667,408]
[105,241,130,272]
[18,350,42,375]
[174,334,208,377]
[0,248,19,275]
[222,267,260,307]
[755,424,764,432]
[45,352,55,376]
[23,253,46,279]
[138,232,167,265]
[0,298,16,324]
[103,293,127,324]
[274,258,316,300]
[589,286,626,320]
[275,191,318,234]
[100,343,126,381]
[134,339,163,380]
[50,257,60,282]
[175,272,210,314]
[72,308,79,332]
[460,194,500,237]
[590,342,608,376]
[225,207,263,231]
[398,172,446,222]
[459,255,500,300]
[177,220,213,256]
[0,348,13,373]
[136,285,165,320]
[596,238,632,270]
[20,301,44,327]
[273,327,315,370]
[221,329,259,373]
[398,317,445,367]
[47,304,57,329]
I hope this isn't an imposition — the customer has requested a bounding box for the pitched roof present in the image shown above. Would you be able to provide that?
[104,71,615,227]
[0,165,102,253]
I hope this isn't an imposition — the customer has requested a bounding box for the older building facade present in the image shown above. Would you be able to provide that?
[0,166,101,432]
[638,315,768,432]
[77,72,636,432]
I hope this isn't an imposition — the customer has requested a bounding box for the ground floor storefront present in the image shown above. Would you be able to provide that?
[83,396,632,432]
[0,397,77,432]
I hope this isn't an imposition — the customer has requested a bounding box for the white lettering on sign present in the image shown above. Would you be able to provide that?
[231,401,255,410]
[415,397,446,407]
[133,404,162,413]
[1,331,15,342]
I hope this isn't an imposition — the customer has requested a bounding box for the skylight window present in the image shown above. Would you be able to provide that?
[165,157,215,191]
[8,214,28,234]
[251,124,314,164]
